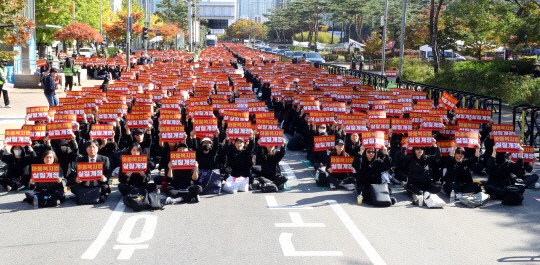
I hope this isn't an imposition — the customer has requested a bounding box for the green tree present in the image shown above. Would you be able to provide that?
[155,0,189,30]
[0,0,35,60]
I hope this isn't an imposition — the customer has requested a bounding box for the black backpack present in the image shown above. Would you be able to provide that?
[37,189,59,208]
[123,188,163,212]
[260,182,278,193]
[502,185,525,206]
[76,186,102,204]
[197,169,222,194]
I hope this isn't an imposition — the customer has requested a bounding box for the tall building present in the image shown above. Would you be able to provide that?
[237,0,275,20]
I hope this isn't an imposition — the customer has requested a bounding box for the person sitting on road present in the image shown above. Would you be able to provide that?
[0,141,37,191]
[118,143,156,196]
[322,139,354,190]
[222,132,256,185]
[164,142,202,204]
[513,157,540,189]
[187,131,223,172]
[352,145,394,205]
[71,140,112,201]
[441,144,482,196]
[399,138,442,206]
[485,146,525,199]
[345,133,362,157]
[252,138,288,191]
[24,150,66,206]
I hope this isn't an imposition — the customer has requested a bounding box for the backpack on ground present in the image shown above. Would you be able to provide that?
[315,167,330,187]
[459,192,490,208]
[123,188,151,211]
[260,182,278,193]
[368,184,392,207]
[75,186,102,204]
[502,185,525,206]
[197,169,222,194]
[37,189,59,208]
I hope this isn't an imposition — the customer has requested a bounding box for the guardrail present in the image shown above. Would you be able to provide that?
[513,105,540,149]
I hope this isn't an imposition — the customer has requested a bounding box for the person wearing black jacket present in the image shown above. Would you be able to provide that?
[24,150,66,206]
[485,146,526,199]
[441,144,482,195]
[0,142,36,191]
[44,133,79,182]
[352,145,393,204]
[223,133,256,183]
[345,133,362,156]
[124,124,154,169]
[70,140,112,200]
[513,160,540,189]
[43,68,59,106]
[321,139,353,189]
[118,143,156,196]
[164,143,202,204]
[189,134,223,171]
[252,138,287,190]
[400,138,442,205]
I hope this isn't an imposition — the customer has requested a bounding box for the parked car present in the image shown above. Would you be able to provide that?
[78,48,96,58]
[264,47,273,53]
[277,49,290,56]
[284,51,293,57]
[303,52,325,64]
[291,51,305,60]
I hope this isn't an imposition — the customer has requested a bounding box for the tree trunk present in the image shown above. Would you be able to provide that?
[331,21,335,44]
[314,20,319,52]
[358,15,364,41]
[429,0,444,73]
[341,21,344,42]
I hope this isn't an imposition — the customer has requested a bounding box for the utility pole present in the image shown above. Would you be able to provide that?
[188,1,193,52]
[398,0,407,79]
[126,0,131,72]
[380,0,389,76]
[145,0,148,54]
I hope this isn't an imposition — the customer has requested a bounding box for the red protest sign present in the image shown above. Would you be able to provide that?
[190,105,214,118]
[90,124,115,139]
[54,113,77,123]
[256,118,279,130]
[421,116,444,131]
[442,124,459,137]
[440,92,459,109]
[5,129,31,146]
[27,106,49,121]
[259,130,284,146]
[170,151,196,169]
[98,108,119,122]
[300,100,320,112]
[343,119,368,133]
[160,125,186,142]
[223,110,249,122]
[135,93,153,105]
[121,155,148,173]
[309,111,335,125]
[455,109,492,123]
[47,122,73,139]
[31,164,61,182]
[321,102,347,113]
[492,124,514,136]
[385,103,403,116]
[314,135,335,151]
[227,121,252,138]
[494,135,520,152]
[362,131,385,149]
[459,121,480,132]
[127,113,150,129]
[385,70,398,78]
[368,110,386,119]
[22,124,46,141]
[455,130,479,148]
[77,162,103,181]
[330,156,354,173]
[369,118,391,131]
[391,118,413,133]
[194,118,218,138]
[511,146,535,163]
[407,130,433,147]
[438,140,455,156]
[248,101,266,113]
[160,114,182,126]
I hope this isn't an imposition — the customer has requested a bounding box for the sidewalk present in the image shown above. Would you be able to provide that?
[0,79,103,141]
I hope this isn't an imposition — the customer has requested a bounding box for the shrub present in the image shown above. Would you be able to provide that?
[293,32,338,44]
[323,54,339,61]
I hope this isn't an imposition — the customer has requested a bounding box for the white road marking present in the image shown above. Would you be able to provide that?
[265,195,313,209]
[327,200,387,265]
[279,161,296,180]
[279,233,343,256]
[81,200,126,260]
[116,215,158,244]
[275,212,325,227]
[113,245,149,260]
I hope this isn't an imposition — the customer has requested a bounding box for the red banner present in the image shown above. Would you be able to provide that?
[314,135,335,151]
[127,113,150,129]
[259,130,284,146]
[5,129,31,146]
[391,118,413,133]
[455,131,479,148]
[407,130,433,147]
[27,106,50,121]
[122,155,148,173]
[310,111,335,125]
[330,156,354,173]
[442,124,459,137]
[343,119,368,133]
[194,118,218,138]
[455,109,492,123]
[459,121,480,132]
[494,135,520,152]
[248,101,266,113]
[31,164,61,182]
[170,151,196,169]
[438,140,455,156]
[385,103,403,116]
[256,118,279,130]
[160,125,186,142]
[98,108,119,122]
[22,124,46,141]
[190,105,214,118]
[90,124,115,139]
[511,146,535,163]
[47,122,73,139]
[369,118,391,131]
[368,110,386,119]
[440,92,459,109]
[492,124,514,136]
[227,121,252,138]
[421,116,444,131]
[362,131,385,149]
[77,162,103,181]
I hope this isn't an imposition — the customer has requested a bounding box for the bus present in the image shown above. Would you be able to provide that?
[206,35,218,47]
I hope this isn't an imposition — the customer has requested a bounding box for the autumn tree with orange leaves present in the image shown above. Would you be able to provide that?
[0,0,35,60]
[54,23,103,53]
[152,24,182,48]
[103,13,143,45]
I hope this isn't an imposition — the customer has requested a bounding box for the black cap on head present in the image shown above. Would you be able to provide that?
[455,147,466,153]
[235,137,245,143]
[335,139,344,146]
[177,142,188,149]
[133,129,145,135]
[50,68,57,73]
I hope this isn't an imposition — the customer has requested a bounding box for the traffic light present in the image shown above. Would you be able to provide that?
[142,27,148,40]
[378,26,384,39]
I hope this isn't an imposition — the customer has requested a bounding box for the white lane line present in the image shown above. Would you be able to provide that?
[81,199,126,260]
[327,200,387,265]
[275,212,325,227]
[279,161,296,180]
[279,233,343,256]
[265,195,313,210]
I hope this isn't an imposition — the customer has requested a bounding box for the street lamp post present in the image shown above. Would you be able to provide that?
[380,0,389,76]
[145,0,148,54]
[126,0,131,72]
[398,0,407,79]
[188,1,193,52]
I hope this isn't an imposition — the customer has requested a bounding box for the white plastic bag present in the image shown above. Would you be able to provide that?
[425,194,446,208]
[222,176,249,194]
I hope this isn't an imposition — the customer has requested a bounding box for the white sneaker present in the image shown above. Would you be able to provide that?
[423,191,431,200]
[341,183,355,190]
[329,183,337,189]
[4,105,11,108]
[165,197,174,205]
[535,182,540,189]
[6,185,12,191]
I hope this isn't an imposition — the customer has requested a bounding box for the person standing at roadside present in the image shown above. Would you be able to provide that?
[0,59,11,108]
[44,68,59,106]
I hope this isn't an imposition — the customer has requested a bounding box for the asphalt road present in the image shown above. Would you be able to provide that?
[1,145,539,265]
